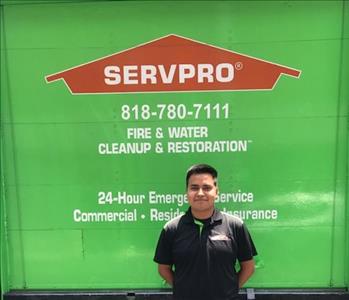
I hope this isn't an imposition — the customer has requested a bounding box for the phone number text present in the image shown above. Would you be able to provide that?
[121,103,229,120]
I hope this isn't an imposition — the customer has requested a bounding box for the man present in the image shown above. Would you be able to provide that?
[154,164,257,300]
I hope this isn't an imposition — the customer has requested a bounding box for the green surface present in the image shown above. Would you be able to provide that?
[0,0,348,292]
[1,4,9,298]
[341,0,349,289]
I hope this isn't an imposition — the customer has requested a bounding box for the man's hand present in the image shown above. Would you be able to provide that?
[238,259,255,288]
[158,264,174,287]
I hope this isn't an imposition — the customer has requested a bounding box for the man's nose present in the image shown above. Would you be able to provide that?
[197,188,205,195]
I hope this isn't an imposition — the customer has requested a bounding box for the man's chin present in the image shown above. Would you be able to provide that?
[192,204,212,211]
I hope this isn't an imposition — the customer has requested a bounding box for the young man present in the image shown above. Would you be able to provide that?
[154,164,257,300]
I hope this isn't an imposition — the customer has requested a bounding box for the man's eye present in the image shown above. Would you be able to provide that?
[190,186,213,192]
[203,186,213,192]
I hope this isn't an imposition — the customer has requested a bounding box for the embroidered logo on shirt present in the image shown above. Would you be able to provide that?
[210,234,230,241]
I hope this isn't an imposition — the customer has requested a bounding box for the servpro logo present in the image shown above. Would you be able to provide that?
[104,63,235,86]
[45,34,301,94]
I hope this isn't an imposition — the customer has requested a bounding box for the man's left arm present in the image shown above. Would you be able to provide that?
[236,222,257,288]
[238,259,255,288]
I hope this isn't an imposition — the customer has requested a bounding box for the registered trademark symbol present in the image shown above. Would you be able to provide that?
[235,62,243,70]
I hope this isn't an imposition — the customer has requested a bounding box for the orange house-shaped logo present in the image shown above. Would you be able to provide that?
[46,34,301,94]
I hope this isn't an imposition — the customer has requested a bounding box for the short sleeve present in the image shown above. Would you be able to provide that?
[236,223,257,262]
[153,228,174,265]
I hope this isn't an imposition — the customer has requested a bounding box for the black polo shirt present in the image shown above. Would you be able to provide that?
[154,208,257,300]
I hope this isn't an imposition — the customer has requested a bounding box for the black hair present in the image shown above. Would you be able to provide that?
[186,164,218,188]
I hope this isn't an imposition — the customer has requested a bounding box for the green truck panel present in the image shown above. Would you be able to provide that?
[1,0,348,295]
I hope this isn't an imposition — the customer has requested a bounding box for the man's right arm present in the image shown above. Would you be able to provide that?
[158,264,174,287]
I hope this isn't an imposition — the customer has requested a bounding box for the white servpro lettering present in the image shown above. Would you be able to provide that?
[167,126,208,138]
[150,208,184,222]
[148,191,188,207]
[104,63,235,85]
[222,208,278,221]
[73,209,137,222]
[98,142,151,155]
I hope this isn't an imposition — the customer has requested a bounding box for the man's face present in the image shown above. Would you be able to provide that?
[187,173,218,217]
